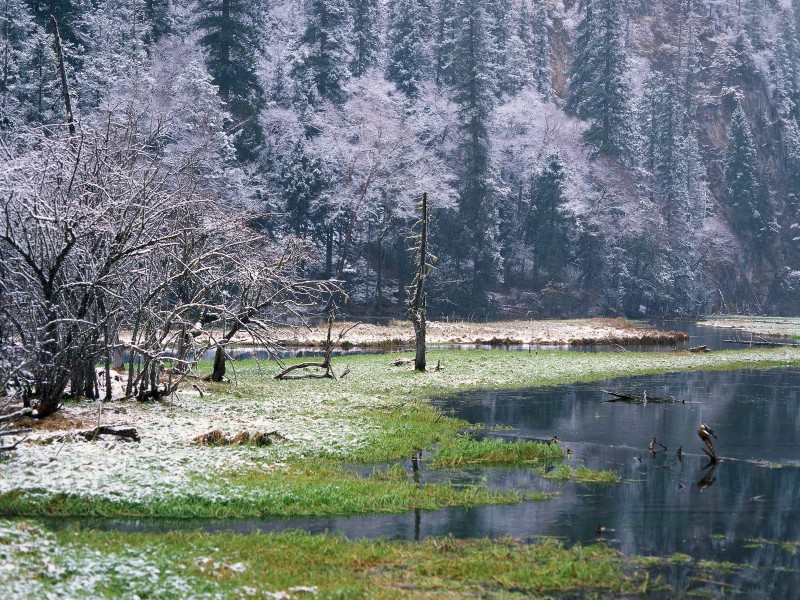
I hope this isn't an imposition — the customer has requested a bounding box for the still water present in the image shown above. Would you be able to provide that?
[428,367,800,596]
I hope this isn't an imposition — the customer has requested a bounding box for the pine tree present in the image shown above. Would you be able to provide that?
[349,0,381,78]
[531,0,550,98]
[280,138,329,240]
[433,0,457,86]
[568,0,629,157]
[1,0,37,127]
[76,1,148,109]
[386,0,427,96]
[525,153,571,288]
[451,0,501,314]
[487,0,513,94]
[565,0,594,115]
[195,0,267,161]
[144,0,172,44]
[775,17,800,186]
[24,0,85,44]
[293,0,352,105]
[725,101,762,240]
[16,19,61,125]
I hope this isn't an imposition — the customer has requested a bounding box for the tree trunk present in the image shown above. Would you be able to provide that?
[211,345,226,382]
[409,193,429,372]
[50,16,75,136]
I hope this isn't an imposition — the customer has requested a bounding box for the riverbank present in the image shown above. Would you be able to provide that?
[701,316,800,340]
[187,317,690,348]
[2,346,799,596]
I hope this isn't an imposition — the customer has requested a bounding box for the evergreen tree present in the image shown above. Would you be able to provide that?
[349,0,381,78]
[1,0,37,127]
[16,20,61,125]
[487,0,513,94]
[568,0,629,156]
[451,0,501,314]
[144,0,172,44]
[386,0,427,96]
[565,0,594,114]
[531,0,550,98]
[712,28,759,108]
[775,17,800,186]
[76,1,148,109]
[24,0,85,44]
[195,0,267,161]
[681,6,700,127]
[293,0,352,105]
[525,154,571,288]
[725,101,763,240]
[280,138,329,241]
[433,0,457,86]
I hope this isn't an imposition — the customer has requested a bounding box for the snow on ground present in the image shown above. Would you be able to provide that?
[0,519,212,598]
[270,318,684,347]
[0,386,379,506]
[701,317,800,339]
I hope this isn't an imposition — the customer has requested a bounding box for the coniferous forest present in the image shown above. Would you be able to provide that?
[2,0,800,322]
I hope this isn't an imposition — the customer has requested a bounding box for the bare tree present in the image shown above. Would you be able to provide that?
[0,119,334,416]
[408,193,432,372]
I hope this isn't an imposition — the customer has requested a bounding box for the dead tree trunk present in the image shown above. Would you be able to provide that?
[211,345,227,382]
[408,193,430,372]
[50,16,76,136]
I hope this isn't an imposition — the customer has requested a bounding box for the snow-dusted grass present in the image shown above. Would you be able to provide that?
[0,519,647,598]
[700,316,800,340]
[1,347,798,519]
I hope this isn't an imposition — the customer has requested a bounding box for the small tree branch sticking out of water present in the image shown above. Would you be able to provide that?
[274,314,360,380]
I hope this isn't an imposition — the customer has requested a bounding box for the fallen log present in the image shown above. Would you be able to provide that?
[0,407,35,423]
[193,429,286,446]
[723,339,800,348]
[274,315,360,380]
[79,426,140,443]
[602,390,685,404]
[0,435,29,452]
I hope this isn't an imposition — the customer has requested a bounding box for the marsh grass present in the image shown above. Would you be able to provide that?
[429,434,564,467]
[542,464,621,484]
[4,520,649,598]
[0,462,526,519]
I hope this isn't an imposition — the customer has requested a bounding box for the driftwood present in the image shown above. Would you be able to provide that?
[0,407,34,423]
[79,426,140,443]
[724,339,800,348]
[391,357,415,367]
[274,315,360,380]
[602,390,685,404]
[0,434,29,452]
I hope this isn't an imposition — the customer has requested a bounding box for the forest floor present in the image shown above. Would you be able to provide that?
[2,345,799,597]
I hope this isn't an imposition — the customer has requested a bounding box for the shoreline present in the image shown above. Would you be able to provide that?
[185,317,690,349]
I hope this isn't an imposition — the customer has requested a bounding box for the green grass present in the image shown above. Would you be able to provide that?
[429,434,565,467]
[542,464,621,484]
[3,520,652,598]
[0,461,532,519]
